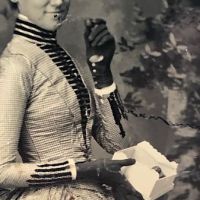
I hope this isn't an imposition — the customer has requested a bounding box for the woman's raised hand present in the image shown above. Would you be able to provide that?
[84,18,116,89]
[84,18,116,60]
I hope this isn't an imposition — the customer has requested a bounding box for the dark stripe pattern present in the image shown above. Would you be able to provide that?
[27,161,72,187]
[14,18,57,44]
[108,89,128,138]
[14,17,91,150]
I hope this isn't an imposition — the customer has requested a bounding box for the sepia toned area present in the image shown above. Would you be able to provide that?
[0,0,200,199]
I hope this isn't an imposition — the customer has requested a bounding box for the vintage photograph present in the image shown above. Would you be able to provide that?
[0,0,199,199]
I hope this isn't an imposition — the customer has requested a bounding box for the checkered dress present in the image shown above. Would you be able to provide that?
[0,15,128,200]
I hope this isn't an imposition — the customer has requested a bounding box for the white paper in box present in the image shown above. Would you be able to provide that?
[112,141,178,200]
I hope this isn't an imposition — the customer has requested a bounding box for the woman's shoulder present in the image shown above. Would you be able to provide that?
[0,39,36,75]
[0,36,45,72]
[2,36,45,66]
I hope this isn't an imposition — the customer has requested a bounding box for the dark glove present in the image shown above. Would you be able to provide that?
[76,159,134,182]
[76,159,144,200]
[100,166,144,200]
[84,18,116,89]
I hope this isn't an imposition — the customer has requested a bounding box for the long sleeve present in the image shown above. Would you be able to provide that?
[0,55,76,189]
[92,82,128,154]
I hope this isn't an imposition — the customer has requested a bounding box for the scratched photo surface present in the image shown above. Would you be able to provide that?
[0,0,200,200]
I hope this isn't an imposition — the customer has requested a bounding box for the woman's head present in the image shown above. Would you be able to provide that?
[11,0,70,31]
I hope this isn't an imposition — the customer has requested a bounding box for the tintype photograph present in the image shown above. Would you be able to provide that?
[0,0,199,200]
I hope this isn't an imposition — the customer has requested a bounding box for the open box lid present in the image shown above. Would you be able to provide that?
[112,141,178,200]
[113,141,178,175]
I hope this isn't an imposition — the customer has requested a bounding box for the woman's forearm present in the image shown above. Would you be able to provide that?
[76,161,101,180]
[92,86,128,154]
[0,159,76,188]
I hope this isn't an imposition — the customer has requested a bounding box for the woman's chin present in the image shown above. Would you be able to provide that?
[28,17,64,31]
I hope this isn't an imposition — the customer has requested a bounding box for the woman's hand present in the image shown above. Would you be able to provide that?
[84,18,116,89]
[76,159,144,199]
[77,159,135,180]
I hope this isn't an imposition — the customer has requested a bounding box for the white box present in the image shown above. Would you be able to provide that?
[112,141,178,200]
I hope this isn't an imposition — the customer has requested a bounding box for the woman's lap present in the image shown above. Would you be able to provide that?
[1,181,114,200]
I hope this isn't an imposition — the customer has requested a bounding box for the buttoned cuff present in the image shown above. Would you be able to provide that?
[94,82,116,97]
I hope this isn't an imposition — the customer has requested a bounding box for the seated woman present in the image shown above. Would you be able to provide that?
[0,0,143,199]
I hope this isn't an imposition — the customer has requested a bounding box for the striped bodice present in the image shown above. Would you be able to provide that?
[14,17,91,149]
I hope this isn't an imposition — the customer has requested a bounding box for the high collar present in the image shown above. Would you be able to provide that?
[14,14,57,44]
